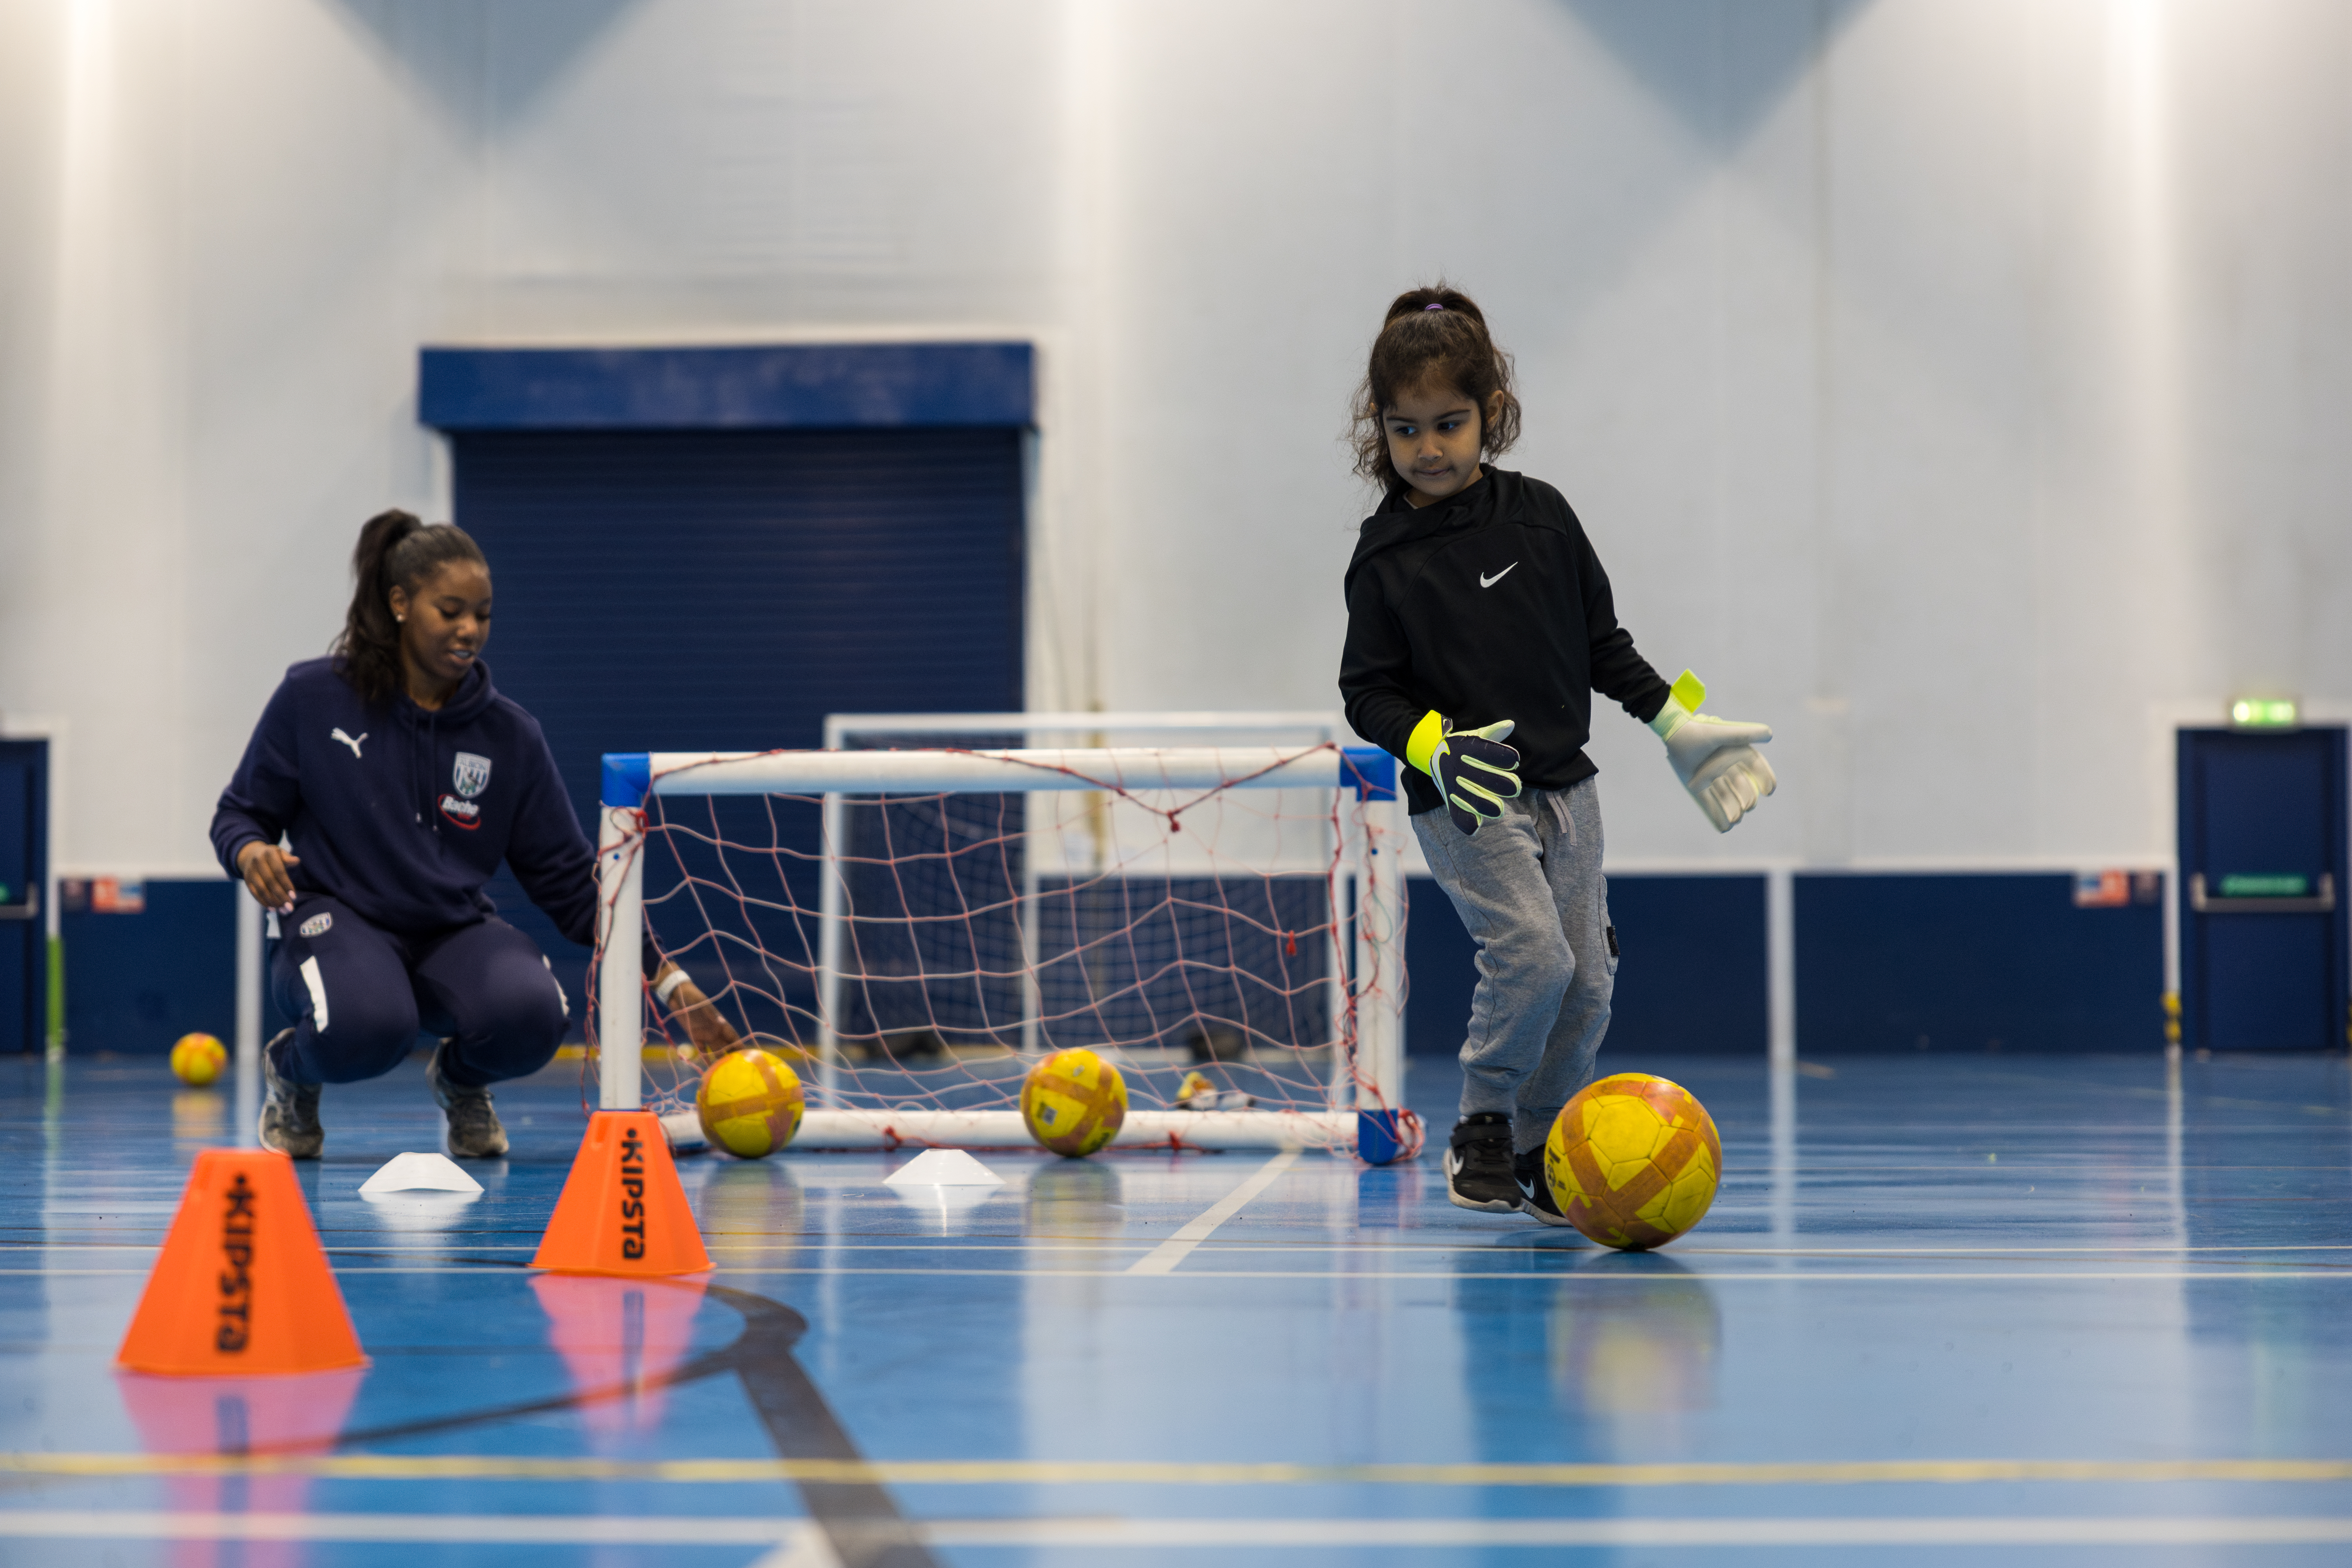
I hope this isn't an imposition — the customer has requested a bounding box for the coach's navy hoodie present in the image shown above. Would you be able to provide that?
[211,657,609,947]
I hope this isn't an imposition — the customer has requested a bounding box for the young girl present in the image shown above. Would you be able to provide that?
[212,510,738,1159]
[1338,287,1777,1221]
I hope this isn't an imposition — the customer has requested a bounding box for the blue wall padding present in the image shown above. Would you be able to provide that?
[62,879,236,1054]
[0,739,48,1054]
[1403,875,1474,1057]
[1406,873,1769,1057]
[1796,872,2162,1053]
[1609,875,1769,1056]
[419,343,1035,430]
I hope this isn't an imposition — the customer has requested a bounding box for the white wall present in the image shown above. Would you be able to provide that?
[2,0,2348,877]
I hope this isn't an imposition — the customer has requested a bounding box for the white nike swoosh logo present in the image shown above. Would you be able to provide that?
[1479,563,1519,588]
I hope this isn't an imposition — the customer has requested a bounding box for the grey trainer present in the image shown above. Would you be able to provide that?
[257,1027,324,1159]
[426,1040,509,1159]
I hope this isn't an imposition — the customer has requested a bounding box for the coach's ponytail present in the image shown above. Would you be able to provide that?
[331,509,487,706]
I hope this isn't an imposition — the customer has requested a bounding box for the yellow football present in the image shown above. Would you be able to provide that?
[169,1033,227,1087]
[1544,1073,1721,1250]
[695,1047,806,1159]
[1020,1047,1127,1158]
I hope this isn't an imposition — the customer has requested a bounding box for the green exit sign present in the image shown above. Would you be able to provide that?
[2218,873,2310,898]
[2229,697,2299,729]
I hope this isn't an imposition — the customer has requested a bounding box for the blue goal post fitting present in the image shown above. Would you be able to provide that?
[603,752,654,811]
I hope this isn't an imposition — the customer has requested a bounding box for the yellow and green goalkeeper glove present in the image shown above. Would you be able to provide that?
[1649,670,1776,833]
[1406,711,1522,835]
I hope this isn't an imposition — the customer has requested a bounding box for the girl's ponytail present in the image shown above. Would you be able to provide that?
[330,509,487,706]
[1351,282,1523,495]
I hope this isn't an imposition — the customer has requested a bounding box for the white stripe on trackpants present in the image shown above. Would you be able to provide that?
[1413,777,1616,1155]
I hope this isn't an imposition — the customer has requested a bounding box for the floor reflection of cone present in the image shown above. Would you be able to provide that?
[117,1367,364,1568]
[530,1274,711,1441]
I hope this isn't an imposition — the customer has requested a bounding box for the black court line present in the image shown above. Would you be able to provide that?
[712,1282,936,1568]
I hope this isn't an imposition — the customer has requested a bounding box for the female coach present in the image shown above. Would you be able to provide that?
[212,510,737,1158]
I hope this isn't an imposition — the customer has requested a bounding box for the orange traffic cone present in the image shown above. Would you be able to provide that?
[531,1111,712,1276]
[116,1148,368,1376]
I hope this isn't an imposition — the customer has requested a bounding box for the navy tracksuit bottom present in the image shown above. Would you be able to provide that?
[269,895,568,1089]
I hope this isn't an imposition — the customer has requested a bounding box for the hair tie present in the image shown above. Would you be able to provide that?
[1425,302,1445,311]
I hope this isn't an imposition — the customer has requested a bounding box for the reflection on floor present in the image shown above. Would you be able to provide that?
[3,1049,2351,1564]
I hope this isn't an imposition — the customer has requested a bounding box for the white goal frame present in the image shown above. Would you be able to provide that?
[592,733,1405,1153]
[820,713,1352,1107]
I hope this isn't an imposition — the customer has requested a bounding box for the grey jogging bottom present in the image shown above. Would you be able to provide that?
[1412,778,1616,1156]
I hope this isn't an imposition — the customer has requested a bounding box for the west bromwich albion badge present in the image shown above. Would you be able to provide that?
[452,752,493,799]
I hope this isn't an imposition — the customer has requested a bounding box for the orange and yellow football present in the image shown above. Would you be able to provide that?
[1020,1047,1127,1157]
[1544,1073,1721,1250]
[169,1033,228,1087]
[695,1047,805,1159]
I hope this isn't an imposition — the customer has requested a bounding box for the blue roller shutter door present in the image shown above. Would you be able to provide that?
[449,427,1025,1037]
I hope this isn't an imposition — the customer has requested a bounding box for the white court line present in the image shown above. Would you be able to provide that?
[22,1238,2352,1258]
[0,1511,809,1544]
[730,1240,2352,1258]
[31,1240,2352,1260]
[924,1515,2352,1547]
[3,1511,2351,1548]
[2,1245,544,1255]
[1314,1241,2343,1256]
[22,1265,2338,1283]
[1125,1150,1299,1276]
[0,1267,520,1278]
[1664,1243,2352,1256]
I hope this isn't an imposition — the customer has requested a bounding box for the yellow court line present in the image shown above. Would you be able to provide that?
[710,1266,2352,1282]
[5,1454,2352,1488]
[33,1239,2352,1258]
[719,1241,2352,1257]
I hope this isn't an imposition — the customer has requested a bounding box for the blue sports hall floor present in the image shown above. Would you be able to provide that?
[3,1047,2351,1565]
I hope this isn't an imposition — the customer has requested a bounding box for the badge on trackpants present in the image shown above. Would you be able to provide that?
[441,751,492,829]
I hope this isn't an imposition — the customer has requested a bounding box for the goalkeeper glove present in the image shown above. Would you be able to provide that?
[1649,670,1776,833]
[1406,711,1522,835]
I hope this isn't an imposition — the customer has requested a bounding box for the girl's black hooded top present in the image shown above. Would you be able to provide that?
[1338,469,1672,817]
